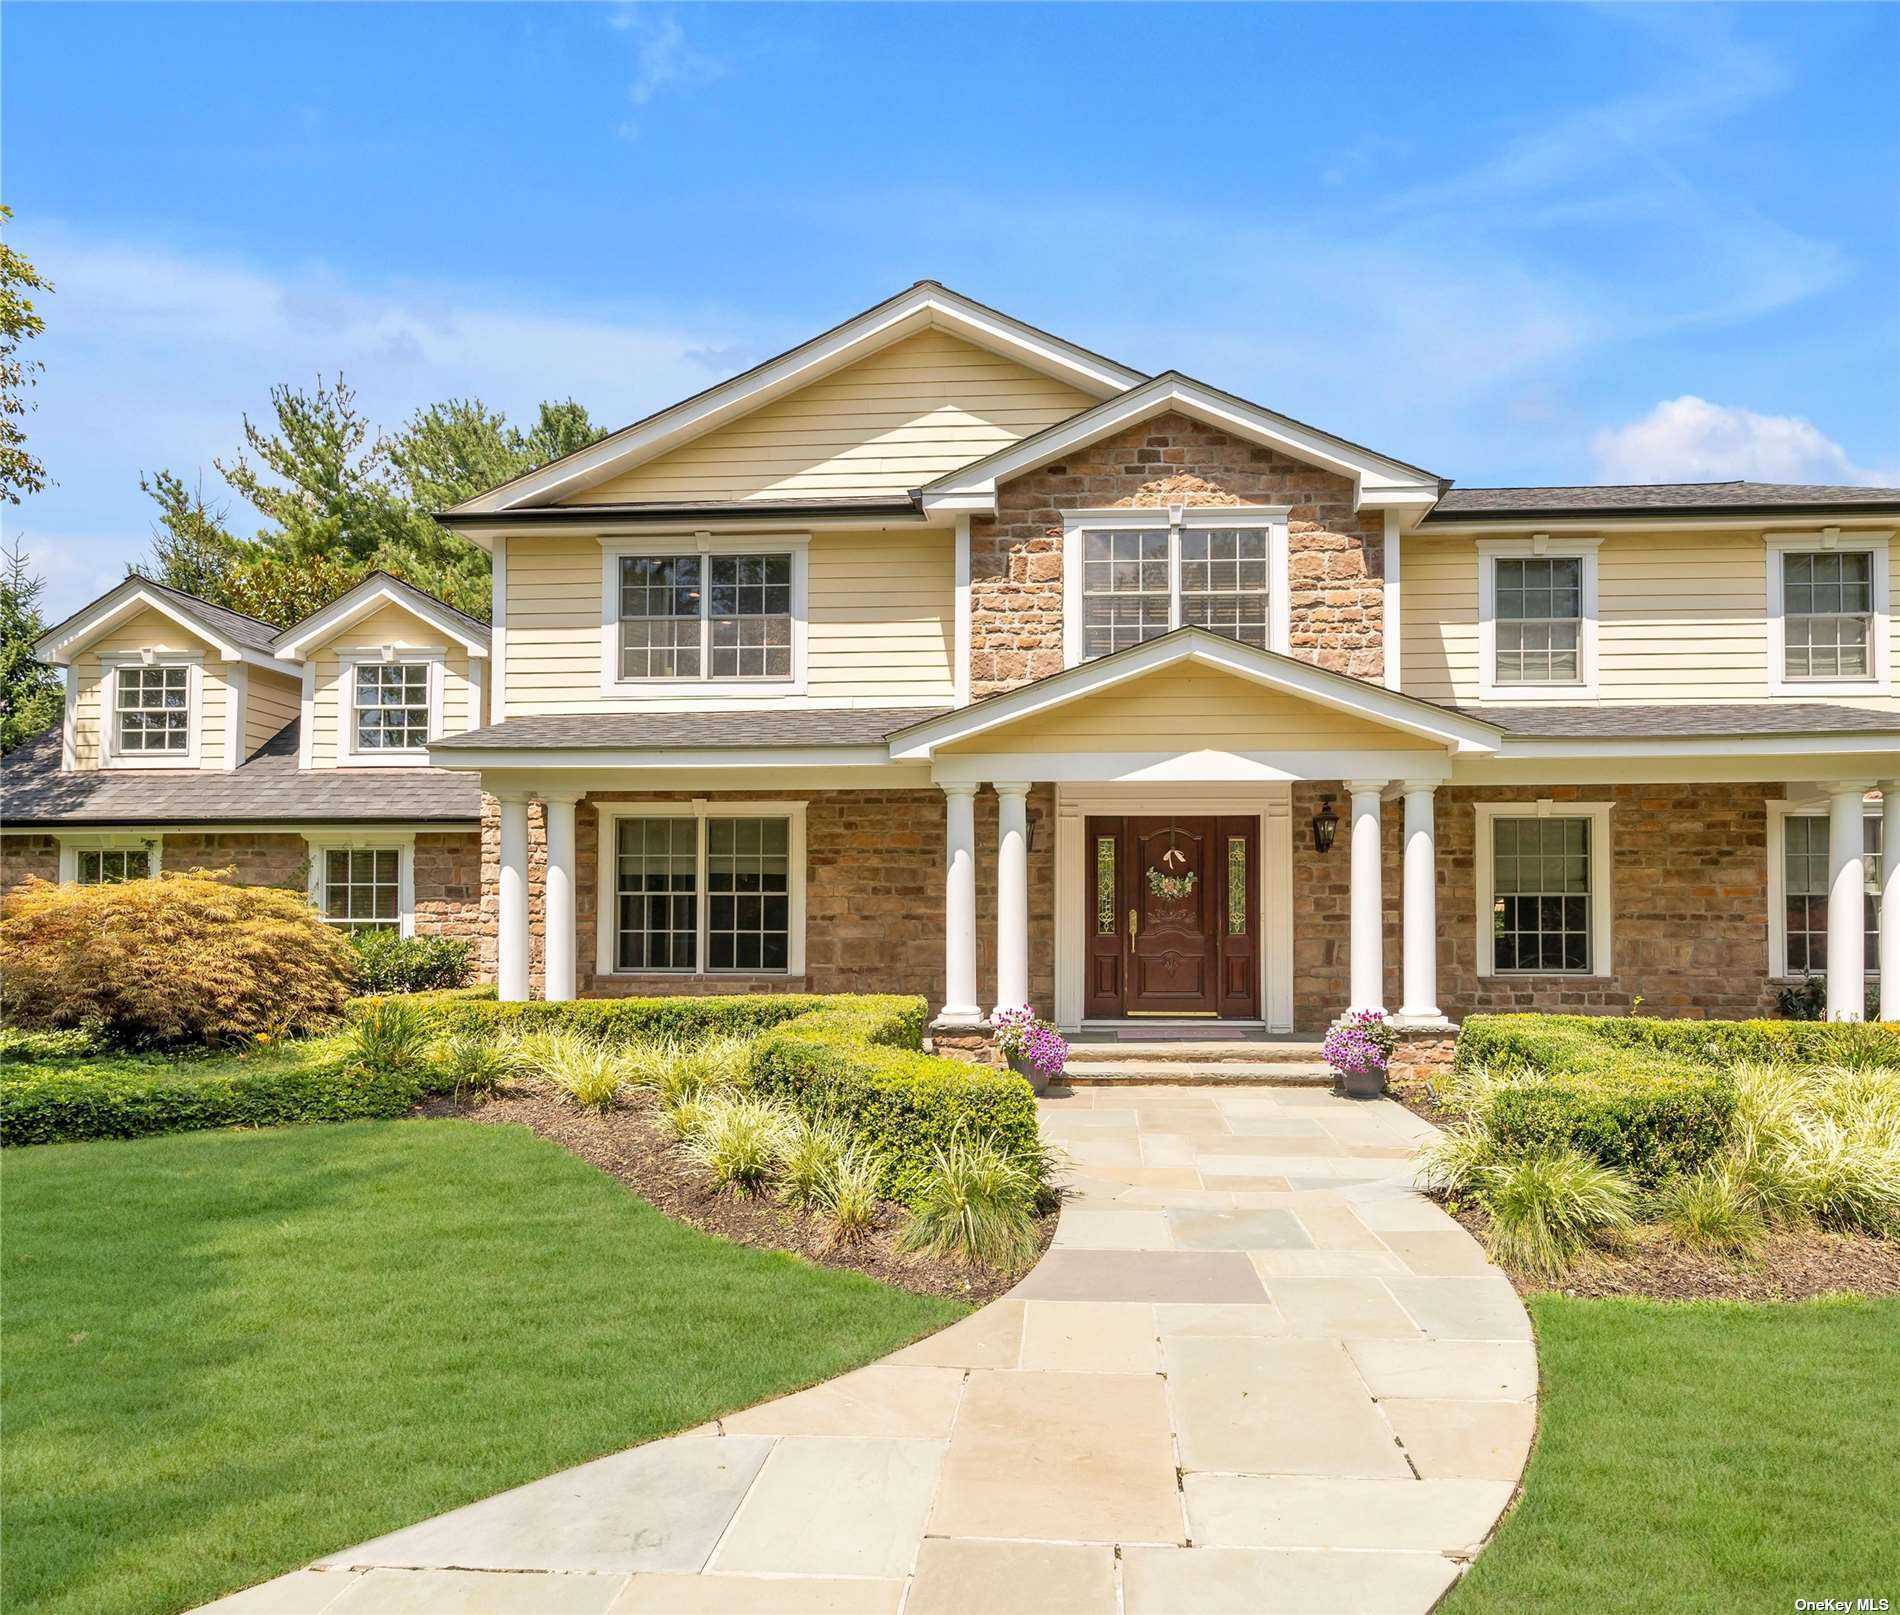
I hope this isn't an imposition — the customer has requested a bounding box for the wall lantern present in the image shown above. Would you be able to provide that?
[1311,794,1339,855]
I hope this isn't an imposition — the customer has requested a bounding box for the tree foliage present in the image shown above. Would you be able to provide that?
[0,205,52,503]
[0,539,62,754]
[138,379,607,626]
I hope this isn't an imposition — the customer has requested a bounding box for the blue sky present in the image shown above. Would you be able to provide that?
[5,1,1897,616]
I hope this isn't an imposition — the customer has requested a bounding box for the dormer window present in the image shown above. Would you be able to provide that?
[354,663,431,751]
[116,665,191,754]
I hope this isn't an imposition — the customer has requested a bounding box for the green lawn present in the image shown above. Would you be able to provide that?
[1447,1293,1900,1613]
[2,1119,964,1615]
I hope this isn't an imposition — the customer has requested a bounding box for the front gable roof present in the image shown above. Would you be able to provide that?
[271,571,490,660]
[34,578,298,675]
[887,628,1501,759]
[444,282,1148,517]
[921,373,1445,518]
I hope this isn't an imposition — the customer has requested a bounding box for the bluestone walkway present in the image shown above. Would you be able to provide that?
[203,1088,1535,1615]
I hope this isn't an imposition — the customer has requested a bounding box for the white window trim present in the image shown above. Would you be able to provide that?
[1474,800,1614,978]
[593,799,808,978]
[1766,796,1882,981]
[1765,531,1892,698]
[598,535,810,699]
[1476,536,1600,700]
[302,830,418,937]
[100,653,204,769]
[56,831,164,883]
[336,649,448,766]
[1061,505,1292,668]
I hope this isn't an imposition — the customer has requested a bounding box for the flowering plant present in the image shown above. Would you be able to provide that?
[992,1006,1069,1078]
[1321,1009,1395,1080]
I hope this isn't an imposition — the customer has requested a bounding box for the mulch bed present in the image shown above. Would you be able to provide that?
[419,1086,1051,1306]
[1385,1075,1900,1303]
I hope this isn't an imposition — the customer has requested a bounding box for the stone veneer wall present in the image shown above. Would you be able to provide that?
[0,835,58,893]
[1288,780,1781,1028]
[968,409,1386,697]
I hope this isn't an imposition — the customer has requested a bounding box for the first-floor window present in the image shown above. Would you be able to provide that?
[1491,815,1594,972]
[76,847,150,884]
[321,848,401,931]
[1783,813,1882,974]
[613,813,794,974]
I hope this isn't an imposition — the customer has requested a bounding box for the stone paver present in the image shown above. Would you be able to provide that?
[208,1087,1533,1615]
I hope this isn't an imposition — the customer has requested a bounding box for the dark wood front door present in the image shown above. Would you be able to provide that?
[1083,815,1260,1020]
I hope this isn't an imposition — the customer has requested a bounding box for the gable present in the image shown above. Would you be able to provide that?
[938,659,1443,755]
[76,603,221,660]
[564,328,1097,506]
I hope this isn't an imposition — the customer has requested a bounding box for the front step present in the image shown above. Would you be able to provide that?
[1062,1040,1327,1065]
[1059,1059,1334,1087]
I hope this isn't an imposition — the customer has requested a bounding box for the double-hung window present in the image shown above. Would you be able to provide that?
[1775,808,1882,977]
[115,665,191,756]
[603,807,804,976]
[1476,803,1613,977]
[1065,508,1287,664]
[1479,540,1598,696]
[60,835,161,884]
[319,848,402,931]
[352,663,431,751]
[1782,551,1872,680]
[613,549,797,686]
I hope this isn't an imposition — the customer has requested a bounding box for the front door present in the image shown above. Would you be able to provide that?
[1083,815,1260,1019]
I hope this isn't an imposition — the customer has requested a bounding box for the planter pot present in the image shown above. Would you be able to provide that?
[1006,1048,1054,1095]
[1333,1064,1386,1100]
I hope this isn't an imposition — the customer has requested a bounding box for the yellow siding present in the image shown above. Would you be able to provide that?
[570,329,1093,505]
[69,606,226,769]
[244,668,301,759]
[307,600,479,767]
[1401,528,1900,710]
[942,663,1441,754]
[502,528,955,713]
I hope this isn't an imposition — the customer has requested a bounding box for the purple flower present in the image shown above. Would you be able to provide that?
[1322,1010,1393,1078]
[993,1007,1069,1077]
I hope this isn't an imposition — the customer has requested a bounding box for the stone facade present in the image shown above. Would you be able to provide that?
[968,410,1386,697]
[0,835,58,892]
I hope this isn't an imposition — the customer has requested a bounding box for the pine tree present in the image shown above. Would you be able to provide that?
[0,540,62,753]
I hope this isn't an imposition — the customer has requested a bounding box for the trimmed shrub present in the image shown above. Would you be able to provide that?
[0,873,354,1048]
[356,991,830,1046]
[1456,1012,1900,1079]
[349,931,473,995]
[1483,1071,1735,1186]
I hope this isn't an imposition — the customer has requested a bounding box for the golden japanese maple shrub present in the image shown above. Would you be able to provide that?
[0,870,355,1046]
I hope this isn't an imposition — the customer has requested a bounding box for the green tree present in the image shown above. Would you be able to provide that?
[0,206,52,503]
[0,540,62,753]
[139,470,250,601]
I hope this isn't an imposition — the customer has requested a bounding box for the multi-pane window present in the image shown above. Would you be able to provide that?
[613,814,795,974]
[321,849,400,931]
[115,665,190,754]
[1494,557,1582,685]
[1783,551,1873,680]
[76,848,150,884]
[1081,530,1170,658]
[617,552,793,682]
[1492,816,1593,972]
[1783,814,1882,974]
[353,663,430,751]
[1076,519,1277,661]
[1181,530,1270,648]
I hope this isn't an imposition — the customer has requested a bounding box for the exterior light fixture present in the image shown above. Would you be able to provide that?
[1311,794,1339,855]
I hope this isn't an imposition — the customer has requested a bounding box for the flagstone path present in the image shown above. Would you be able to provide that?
[203,1086,1535,1615]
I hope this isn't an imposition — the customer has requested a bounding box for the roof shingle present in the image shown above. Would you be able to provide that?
[1427,481,1900,521]
[431,708,951,751]
[1461,703,1900,739]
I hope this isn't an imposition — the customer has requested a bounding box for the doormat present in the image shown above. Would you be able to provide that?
[1115,1025,1247,1041]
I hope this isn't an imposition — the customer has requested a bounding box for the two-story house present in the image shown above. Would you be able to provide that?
[9,282,1900,1035]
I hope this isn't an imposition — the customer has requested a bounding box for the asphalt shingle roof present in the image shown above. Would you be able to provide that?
[130,581,284,655]
[1426,482,1900,520]
[1,723,481,827]
[1455,703,1900,739]
[431,708,953,750]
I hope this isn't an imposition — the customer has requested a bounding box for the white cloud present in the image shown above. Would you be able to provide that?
[1591,396,1899,487]
[608,8,725,133]
[8,222,770,616]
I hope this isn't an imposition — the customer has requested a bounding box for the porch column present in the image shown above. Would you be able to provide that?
[496,789,531,1003]
[1397,781,1444,1024]
[1883,781,1900,1022]
[541,790,580,1003]
[993,781,1031,1015]
[1826,782,1871,1022]
[1346,780,1387,1015]
[940,783,981,1022]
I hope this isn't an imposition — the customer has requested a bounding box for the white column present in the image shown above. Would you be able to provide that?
[1883,781,1900,1022]
[993,782,1031,1016]
[1826,783,1870,1022]
[496,790,531,1003]
[940,783,981,1022]
[541,791,579,1003]
[1398,781,1443,1023]
[1346,780,1387,1015]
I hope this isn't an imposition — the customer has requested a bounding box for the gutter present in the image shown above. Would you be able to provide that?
[1420,500,1900,525]
[436,495,927,528]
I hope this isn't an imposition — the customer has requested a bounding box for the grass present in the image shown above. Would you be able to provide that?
[1,1119,965,1615]
[1445,1294,1900,1613]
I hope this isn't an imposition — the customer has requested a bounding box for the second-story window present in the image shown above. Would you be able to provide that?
[1782,551,1873,681]
[618,553,793,682]
[353,663,431,751]
[116,665,191,754]
[1071,511,1283,664]
[1493,556,1581,685]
